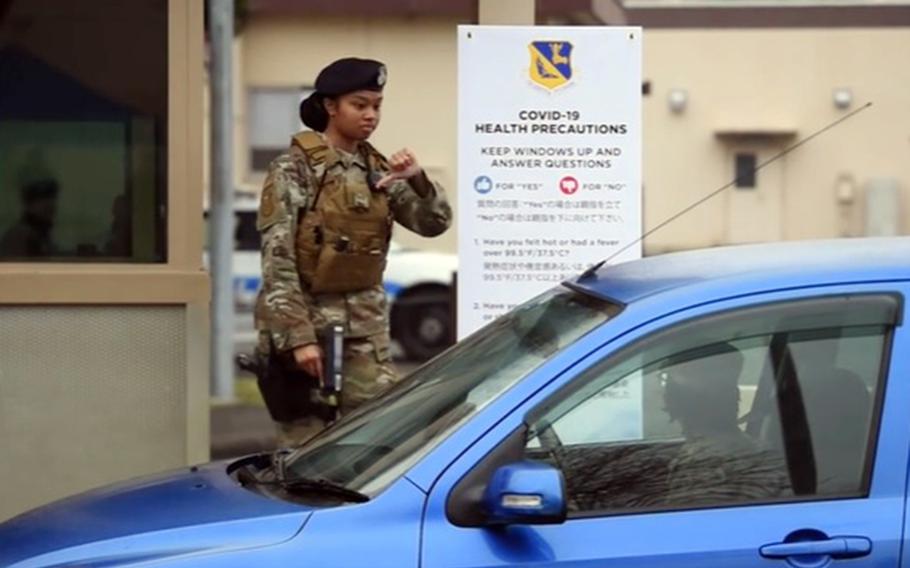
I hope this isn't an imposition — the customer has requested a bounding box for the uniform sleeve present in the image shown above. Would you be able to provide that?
[255,156,318,352]
[387,171,453,237]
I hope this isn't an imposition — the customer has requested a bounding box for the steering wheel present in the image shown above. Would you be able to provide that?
[530,420,583,511]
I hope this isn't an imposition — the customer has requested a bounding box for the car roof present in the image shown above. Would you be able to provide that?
[570,237,910,305]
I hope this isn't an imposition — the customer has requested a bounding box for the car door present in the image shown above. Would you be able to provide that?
[422,284,910,568]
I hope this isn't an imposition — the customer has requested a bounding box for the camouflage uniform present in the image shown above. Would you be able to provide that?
[255,134,451,447]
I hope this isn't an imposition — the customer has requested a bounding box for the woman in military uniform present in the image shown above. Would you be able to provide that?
[255,57,452,447]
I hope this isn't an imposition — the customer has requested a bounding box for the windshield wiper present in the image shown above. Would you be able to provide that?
[242,473,370,503]
[278,476,370,502]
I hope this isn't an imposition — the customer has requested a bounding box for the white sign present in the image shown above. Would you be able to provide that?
[457,26,643,338]
[552,372,645,444]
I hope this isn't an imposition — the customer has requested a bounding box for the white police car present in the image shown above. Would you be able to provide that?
[210,194,457,360]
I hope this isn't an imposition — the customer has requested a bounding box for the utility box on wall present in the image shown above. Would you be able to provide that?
[865,178,903,237]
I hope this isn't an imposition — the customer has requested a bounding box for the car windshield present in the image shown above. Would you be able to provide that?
[284,285,621,495]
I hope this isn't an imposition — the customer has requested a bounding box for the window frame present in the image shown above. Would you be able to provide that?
[523,293,900,520]
[246,85,313,175]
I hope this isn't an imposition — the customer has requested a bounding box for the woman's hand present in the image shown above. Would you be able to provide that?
[293,343,323,381]
[376,148,422,189]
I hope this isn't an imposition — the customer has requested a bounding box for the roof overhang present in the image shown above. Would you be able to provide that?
[714,126,798,141]
[624,0,910,7]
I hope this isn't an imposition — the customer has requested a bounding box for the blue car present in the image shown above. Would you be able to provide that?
[3,237,910,567]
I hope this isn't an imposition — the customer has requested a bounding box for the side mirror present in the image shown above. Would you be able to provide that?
[482,461,567,526]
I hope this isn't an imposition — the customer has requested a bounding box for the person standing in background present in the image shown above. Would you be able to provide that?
[255,57,452,447]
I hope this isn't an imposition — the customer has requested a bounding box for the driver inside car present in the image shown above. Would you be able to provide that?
[660,343,791,507]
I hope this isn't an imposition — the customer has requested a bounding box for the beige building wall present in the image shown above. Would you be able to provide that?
[643,27,910,253]
[236,16,910,255]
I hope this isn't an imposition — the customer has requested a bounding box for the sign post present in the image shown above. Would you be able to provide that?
[458,26,643,338]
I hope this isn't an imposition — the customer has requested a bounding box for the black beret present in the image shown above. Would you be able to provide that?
[314,57,387,96]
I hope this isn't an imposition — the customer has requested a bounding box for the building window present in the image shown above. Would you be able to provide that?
[0,0,168,262]
[248,87,312,173]
[735,153,757,189]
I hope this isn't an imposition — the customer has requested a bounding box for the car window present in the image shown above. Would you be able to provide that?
[525,294,896,516]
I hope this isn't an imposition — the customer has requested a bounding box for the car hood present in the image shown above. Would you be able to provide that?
[0,460,312,567]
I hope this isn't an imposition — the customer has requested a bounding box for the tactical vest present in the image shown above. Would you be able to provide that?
[292,131,393,294]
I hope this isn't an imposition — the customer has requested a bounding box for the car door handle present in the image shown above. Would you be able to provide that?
[760,537,872,559]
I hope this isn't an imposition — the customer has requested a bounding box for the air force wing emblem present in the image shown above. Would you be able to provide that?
[529,41,573,91]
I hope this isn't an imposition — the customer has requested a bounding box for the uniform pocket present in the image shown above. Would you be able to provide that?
[310,247,385,293]
[345,182,373,212]
[368,333,392,363]
[295,210,322,281]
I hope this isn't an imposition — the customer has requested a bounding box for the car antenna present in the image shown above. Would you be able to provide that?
[578,101,874,280]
